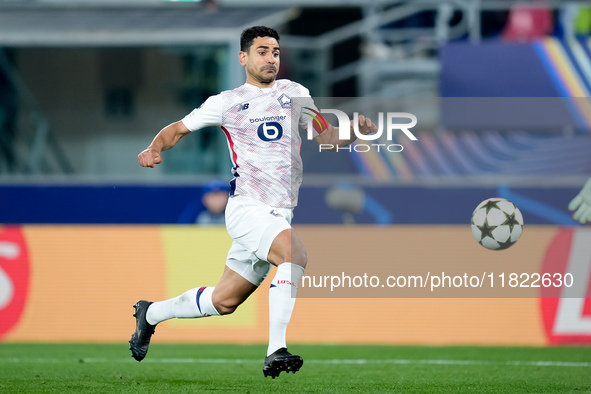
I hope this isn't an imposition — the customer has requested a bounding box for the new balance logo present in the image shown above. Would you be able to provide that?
[238,103,249,111]
[269,209,281,217]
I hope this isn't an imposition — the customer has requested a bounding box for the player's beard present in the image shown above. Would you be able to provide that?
[256,66,277,84]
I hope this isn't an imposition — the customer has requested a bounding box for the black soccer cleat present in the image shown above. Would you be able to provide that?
[263,348,303,379]
[129,300,156,362]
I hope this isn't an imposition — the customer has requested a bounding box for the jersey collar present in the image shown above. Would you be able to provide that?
[244,81,278,92]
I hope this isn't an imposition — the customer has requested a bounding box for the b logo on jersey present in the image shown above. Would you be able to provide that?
[257,122,283,142]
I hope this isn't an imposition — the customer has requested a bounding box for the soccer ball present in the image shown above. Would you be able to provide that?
[471,197,524,250]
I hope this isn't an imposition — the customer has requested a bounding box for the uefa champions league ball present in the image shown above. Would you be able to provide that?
[471,197,524,250]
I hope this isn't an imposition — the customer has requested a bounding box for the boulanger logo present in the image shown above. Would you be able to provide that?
[250,115,287,142]
[249,115,287,123]
[303,108,418,152]
[257,122,283,141]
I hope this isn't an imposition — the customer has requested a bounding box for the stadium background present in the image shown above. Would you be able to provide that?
[1,0,590,349]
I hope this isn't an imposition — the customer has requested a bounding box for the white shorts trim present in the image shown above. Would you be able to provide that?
[224,195,292,285]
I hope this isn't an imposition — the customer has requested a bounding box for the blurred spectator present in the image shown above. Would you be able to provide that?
[502,2,554,42]
[574,6,591,35]
[204,0,218,13]
[558,4,591,38]
[196,179,231,225]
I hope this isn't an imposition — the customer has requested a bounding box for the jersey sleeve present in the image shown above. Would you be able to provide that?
[297,86,323,137]
[181,94,223,131]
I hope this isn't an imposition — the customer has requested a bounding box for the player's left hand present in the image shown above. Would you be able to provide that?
[353,115,378,136]
[569,177,591,224]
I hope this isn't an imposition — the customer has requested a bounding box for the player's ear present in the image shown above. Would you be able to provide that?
[239,51,247,66]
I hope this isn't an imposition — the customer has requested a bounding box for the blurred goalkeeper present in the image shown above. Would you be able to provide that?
[129,26,377,378]
[569,178,591,224]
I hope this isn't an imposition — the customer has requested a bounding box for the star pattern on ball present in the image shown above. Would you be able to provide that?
[496,239,515,250]
[482,199,501,214]
[477,219,494,239]
[502,212,520,232]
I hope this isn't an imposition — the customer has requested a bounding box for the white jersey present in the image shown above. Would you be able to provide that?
[182,79,317,208]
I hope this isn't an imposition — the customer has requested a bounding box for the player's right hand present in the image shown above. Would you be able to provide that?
[569,177,591,224]
[138,148,162,168]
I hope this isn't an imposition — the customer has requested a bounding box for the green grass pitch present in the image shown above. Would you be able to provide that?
[1,344,590,393]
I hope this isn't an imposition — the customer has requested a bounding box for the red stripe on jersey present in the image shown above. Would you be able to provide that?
[221,126,239,168]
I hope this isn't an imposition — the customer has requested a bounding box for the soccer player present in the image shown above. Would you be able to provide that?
[130,26,377,378]
[569,177,591,224]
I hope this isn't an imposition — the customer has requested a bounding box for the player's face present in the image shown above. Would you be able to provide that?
[241,36,280,86]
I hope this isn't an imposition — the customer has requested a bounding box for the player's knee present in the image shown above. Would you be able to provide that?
[214,298,241,315]
[292,248,307,269]
[275,248,306,268]
[216,304,237,315]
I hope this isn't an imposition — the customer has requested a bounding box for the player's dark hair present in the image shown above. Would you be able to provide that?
[240,26,280,52]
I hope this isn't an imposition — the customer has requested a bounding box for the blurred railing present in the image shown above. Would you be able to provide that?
[0,49,73,175]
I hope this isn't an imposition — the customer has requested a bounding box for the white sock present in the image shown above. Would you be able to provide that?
[146,286,219,325]
[267,263,305,356]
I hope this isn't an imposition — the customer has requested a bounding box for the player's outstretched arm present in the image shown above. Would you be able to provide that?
[569,177,591,224]
[138,121,191,167]
[313,114,377,150]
